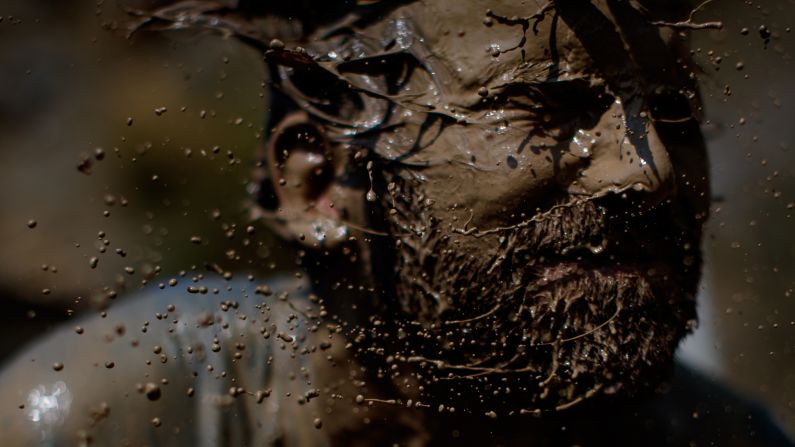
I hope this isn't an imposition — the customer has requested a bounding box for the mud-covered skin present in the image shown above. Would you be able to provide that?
[259,0,711,412]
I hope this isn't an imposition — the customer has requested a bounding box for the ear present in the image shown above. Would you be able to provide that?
[266,112,348,248]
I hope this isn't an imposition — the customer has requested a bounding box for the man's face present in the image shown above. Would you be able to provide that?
[291,0,710,411]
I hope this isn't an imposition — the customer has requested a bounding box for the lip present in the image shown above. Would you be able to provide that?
[536,244,680,282]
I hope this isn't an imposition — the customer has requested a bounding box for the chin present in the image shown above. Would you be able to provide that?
[393,259,697,413]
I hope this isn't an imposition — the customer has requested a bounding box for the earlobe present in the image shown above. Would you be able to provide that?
[266,112,348,249]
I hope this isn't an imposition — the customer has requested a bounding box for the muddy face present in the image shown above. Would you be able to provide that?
[262,0,710,412]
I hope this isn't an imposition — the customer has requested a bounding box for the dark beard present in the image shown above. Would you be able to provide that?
[374,177,702,414]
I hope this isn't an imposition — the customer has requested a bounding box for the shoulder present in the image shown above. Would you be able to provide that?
[0,275,312,446]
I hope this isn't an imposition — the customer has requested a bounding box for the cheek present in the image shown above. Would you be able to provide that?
[416,137,584,229]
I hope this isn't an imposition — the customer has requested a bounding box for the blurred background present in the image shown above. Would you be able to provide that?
[0,0,794,436]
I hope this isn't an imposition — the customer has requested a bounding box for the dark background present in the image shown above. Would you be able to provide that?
[1,0,794,436]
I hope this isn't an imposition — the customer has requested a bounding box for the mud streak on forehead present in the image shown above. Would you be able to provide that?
[376,0,599,92]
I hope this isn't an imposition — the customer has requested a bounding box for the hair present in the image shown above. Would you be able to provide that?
[126,0,399,48]
[127,0,700,43]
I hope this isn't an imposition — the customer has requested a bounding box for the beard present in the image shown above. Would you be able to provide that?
[371,175,702,414]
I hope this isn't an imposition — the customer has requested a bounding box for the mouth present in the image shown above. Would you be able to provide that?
[527,240,694,308]
[536,235,679,272]
[538,200,697,278]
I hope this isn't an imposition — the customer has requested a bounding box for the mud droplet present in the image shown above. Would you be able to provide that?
[77,158,93,175]
[506,155,518,169]
[255,389,270,403]
[269,38,285,50]
[366,190,377,202]
[144,382,162,401]
[313,418,323,429]
[759,25,771,41]
[26,219,37,229]
[52,362,64,371]
[151,417,161,427]
[255,285,272,296]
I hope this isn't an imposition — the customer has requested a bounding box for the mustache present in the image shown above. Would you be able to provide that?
[391,196,607,268]
[461,198,609,258]
[447,193,693,263]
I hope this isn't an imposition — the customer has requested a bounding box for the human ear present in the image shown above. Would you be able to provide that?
[265,112,348,249]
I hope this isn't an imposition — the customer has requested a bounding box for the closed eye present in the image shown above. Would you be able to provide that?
[498,80,613,137]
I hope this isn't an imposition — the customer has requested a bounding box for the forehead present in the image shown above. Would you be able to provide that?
[382,0,596,88]
[340,0,686,96]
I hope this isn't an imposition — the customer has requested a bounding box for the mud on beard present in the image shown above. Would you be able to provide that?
[371,176,701,414]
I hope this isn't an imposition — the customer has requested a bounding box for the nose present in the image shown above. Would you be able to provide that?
[568,97,675,204]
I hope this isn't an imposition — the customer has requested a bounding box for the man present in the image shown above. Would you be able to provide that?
[0,0,791,445]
